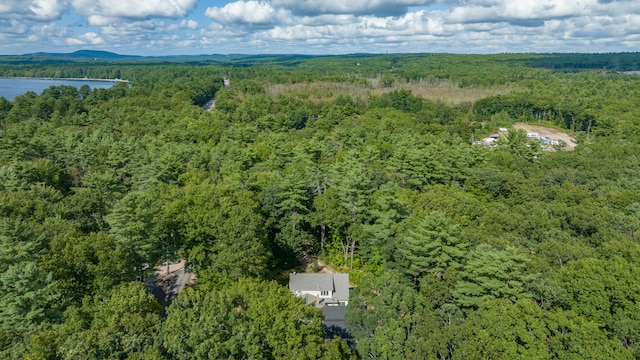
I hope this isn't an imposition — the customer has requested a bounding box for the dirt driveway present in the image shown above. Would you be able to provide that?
[146,260,195,311]
[513,123,577,150]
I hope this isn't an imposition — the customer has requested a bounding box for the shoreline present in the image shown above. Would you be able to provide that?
[0,76,130,83]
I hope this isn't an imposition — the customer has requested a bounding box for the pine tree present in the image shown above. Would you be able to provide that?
[454,244,531,309]
[104,189,162,281]
[397,211,467,282]
[361,182,406,267]
[0,262,59,334]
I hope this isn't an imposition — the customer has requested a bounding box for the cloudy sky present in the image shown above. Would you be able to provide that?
[0,0,639,55]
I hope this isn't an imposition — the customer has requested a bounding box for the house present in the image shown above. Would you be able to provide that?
[289,273,350,308]
[290,273,351,339]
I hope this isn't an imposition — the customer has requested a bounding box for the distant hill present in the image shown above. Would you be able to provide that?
[527,52,640,72]
[2,51,321,66]
[22,50,140,59]
[15,51,315,64]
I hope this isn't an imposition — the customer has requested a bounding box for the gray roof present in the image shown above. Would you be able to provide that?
[332,274,349,302]
[323,306,347,321]
[323,306,347,329]
[290,273,334,292]
[289,273,350,303]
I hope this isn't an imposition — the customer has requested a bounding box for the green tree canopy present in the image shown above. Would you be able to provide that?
[57,281,162,360]
[163,278,352,360]
[396,210,467,283]
[454,244,531,309]
[345,270,439,359]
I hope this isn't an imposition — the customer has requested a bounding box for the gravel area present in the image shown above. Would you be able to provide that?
[514,123,577,150]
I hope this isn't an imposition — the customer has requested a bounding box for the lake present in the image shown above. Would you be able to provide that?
[0,78,121,100]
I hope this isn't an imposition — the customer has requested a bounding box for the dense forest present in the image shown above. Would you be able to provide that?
[1,52,640,359]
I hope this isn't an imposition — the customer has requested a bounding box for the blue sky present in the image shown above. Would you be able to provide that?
[0,0,639,55]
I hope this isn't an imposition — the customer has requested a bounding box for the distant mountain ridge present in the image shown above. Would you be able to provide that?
[15,51,315,63]
[22,50,139,59]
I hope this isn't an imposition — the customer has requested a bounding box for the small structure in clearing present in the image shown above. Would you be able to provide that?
[514,123,577,150]
[476,123,577,151]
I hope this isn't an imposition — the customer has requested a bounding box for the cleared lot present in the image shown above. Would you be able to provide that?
[514,123,577,150]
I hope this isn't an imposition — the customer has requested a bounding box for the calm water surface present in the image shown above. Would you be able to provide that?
[0,78,119,100]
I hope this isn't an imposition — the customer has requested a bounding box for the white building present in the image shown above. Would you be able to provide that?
[289,273,350,307]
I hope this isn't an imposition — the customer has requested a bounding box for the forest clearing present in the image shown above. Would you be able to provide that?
[513,123,578,150]
[266,78,511,105]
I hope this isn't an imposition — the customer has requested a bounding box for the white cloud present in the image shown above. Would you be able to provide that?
[200,22,249,40]
[100,20,163,38]
[168,19,198,31]
[181,19,198,29]
[0,19,29,35]
[237,2,639,54]
[260,11,446,42]
[71,0,197,20]
[1,0,639,56]
[0,0,68,21]
[66,31,104,45]
[29,0,69,21]
[445,0,609,24]
[68,18,206,54]
[272,0,436,16]
[297,14,359,26]
[205,1,290,29]
[87,15,119,26]
[0,21,69,51]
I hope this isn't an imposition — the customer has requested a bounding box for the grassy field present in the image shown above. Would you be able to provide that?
[266,78,513,105]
